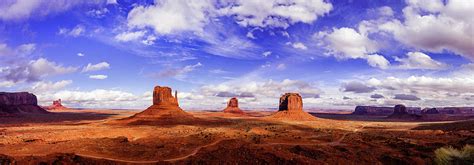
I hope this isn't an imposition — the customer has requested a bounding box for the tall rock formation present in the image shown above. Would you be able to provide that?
[123,85,195,124]
[268,93,316,121]
[0,92,48,116]
[223,97,244,114]
[45,99,69,110]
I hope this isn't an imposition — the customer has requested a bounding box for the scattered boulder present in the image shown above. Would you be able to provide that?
[268,93,316,121]
[352,106,393,115]
[45,99,69,110]
[120,85,195,124]
[223,97,244,114]
[0,92,48,116]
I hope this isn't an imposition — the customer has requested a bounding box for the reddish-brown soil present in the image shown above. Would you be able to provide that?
[0,109,472,164]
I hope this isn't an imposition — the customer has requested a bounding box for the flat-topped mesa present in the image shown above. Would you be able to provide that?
[279,93,303,112]
[153,86,179,106]
[269,92,316,121]
[388,104,421,119]
[0,92,48,115]
[393,104,407,115]
[352,106,393,116]
[223,97,244,114]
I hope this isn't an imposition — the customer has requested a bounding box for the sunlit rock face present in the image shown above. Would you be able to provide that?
[0,92,48,115]
[223,97,244,114]
[278,93,303,112]
[269,93,316,121]
[153,86,179,106]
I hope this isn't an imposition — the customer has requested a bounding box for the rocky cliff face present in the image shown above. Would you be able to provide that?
[278,93,303,112]
[0,92,48,115]
[223,97,244,114]
[124,85,195,123]
[153,86,179,106]
[269,93,316,121]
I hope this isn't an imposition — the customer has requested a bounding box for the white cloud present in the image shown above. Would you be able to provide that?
[127,0,214,34]
[378,6,394,16]
[219,0,333,28]
[28,58,77,78]
[30,80,72,93]
[366,54,390,69]
[141,35,157,45]
[58,25,86,37]
[77,52,85,57]
[262,51,272,57]
[292,42,308,50]
[317,27,390,69]
[86,8,109,18]
[0,1,103,21]
[379,0,474,60]
[154,62,203,79]
[106,0,118,5]
[276,64,286,70]
[82,62,110,72]
[395,52,448,70]
[37,89,148,109]
[115,31,146,42]
[0,81,15,88]
[89,74,108,80]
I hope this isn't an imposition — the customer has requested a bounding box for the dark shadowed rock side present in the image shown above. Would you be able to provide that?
[387,104,421,119]
[223,97,244,114]
[0,92,48,116]
[352,106,393,115]
[119,85,195,124]
[45,99,69,110]
[268,93,316,121]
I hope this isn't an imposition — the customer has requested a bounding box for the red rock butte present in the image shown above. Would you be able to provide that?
[0,92,48,116]
[268,93,316,121]
[45,99,69,110]
[223,97,244,114]
[124,85,195,123]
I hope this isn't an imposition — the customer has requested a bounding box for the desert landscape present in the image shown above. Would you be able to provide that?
[1,0,474,164]
[1,86,473,164]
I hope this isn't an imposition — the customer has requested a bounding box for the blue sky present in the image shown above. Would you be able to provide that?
[0,0,473,110]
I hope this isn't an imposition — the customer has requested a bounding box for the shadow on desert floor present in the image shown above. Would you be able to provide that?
[412,119,474,131]
[0,112,118,126]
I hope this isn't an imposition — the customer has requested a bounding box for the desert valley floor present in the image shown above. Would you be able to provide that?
[0,109,473,164]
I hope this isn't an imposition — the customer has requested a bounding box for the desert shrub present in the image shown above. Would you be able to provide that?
[434,145,474,165]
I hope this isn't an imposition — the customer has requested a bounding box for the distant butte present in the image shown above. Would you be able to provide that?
[118,85,196,124]
[223,97,244,114]
[45,99,69,110]
[268,93,316,121]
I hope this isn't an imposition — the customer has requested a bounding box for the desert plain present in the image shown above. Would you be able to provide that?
[1,108,473,164]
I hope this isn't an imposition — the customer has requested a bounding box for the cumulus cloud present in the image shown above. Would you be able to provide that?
[291,42,308,50]
[1,58,77,83]
[58,25,86,37]
[86,8,109,18]
[393,94,421,101]
[127,0,214,34]
[342,81,376,93]
[36,89,148,109]
[82,62,110,72]
[0,81,15,88]
[317,27,390,69]
[262,51,272,57]
[219,0,333,28]
[89,74,108,80]
[0,1,103,21]
[30,80,72,93]
[379,0,474,60]
[77,52,85,57]
[201,79,321,99]
[114,31,146,42]
[378,6,394,16]
[395,52,448,70]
